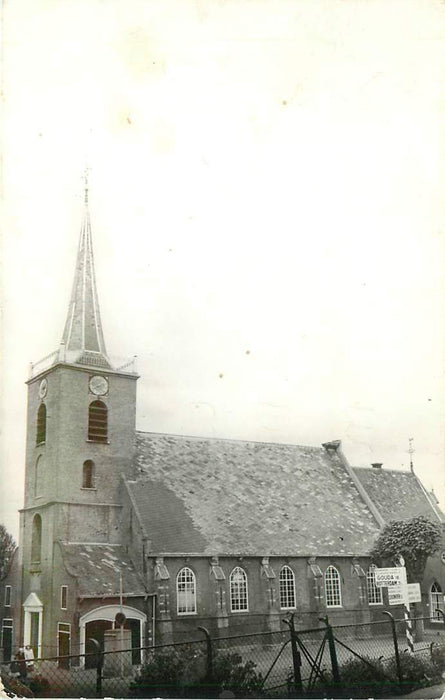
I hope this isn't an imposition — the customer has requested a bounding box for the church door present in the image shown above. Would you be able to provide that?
[85,620,112,668]
[57,623,71,669]
[1,619,13,662]
[30,613,40,658]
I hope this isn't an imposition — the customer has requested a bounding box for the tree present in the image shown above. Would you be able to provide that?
[370,515,442,581]
[0,524,16,580]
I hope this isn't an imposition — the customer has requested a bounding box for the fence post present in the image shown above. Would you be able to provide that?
[319,616,341,696]
[87,637,103,698]
[283,613,303,696]
[198,626,214,690]
[382,611,402,692]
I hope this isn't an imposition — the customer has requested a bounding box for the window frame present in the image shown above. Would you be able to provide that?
[60,586,68,610]
[230,566,249,613]
[82,460,95,489]
[176,567,197,616]
[87,400,108,443]
[35,455,44,498]
[36,403,47,445]
[430,581,443,623]
[31,514,42,565]
[4,585,12,607]
[325,565,342,608]
[366,566,383,606]
[279,565,296,610]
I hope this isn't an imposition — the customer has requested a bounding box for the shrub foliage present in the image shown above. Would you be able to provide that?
[370,515,442,579]
[129,646,264,698]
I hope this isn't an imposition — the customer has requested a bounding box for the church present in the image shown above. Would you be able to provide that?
[1,185,444,665]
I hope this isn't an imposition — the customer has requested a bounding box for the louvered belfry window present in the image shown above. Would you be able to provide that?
[36,403,46,445]
[88,401,108,442]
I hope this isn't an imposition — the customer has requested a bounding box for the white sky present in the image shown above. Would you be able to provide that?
[2,0,445,540]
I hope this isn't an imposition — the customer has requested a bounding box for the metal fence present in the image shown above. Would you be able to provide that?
[1,614,444,698]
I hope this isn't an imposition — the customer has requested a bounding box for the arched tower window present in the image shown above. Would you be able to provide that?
[430,582,443,622]
[35,456,44,498]
[279,565,296,609]
[230,566,248,612]
[366,565,382,605]
[325,566,342,608]
[88,401,108,442]
[31,514,42,565]
[82,460,95,489]
[176,567,196,615]
[36,404,46,445]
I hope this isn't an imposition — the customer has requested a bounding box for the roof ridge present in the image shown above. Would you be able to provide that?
[61,541,124,547]
[353,466,413,474]
[135,429,325,451]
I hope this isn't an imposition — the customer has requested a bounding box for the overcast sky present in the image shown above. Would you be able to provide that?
[2,0,445,540]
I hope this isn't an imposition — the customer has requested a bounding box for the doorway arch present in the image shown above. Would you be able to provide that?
[79,605,146,667]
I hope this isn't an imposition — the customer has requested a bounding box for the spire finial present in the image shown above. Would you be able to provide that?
[408,437,415,472]
[83,166,90,205]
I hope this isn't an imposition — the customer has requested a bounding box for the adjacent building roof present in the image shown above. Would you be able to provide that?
[58,542,146,597]
[130,432,382,557]
[352,467,445,524]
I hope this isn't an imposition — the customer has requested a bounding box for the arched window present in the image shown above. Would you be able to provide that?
[176,567,196,615]
[82,460,95,489]
[35,456,44,498]
[279,565,296,609]
[36,404,46,445]
[31,514,42,565]
[325,566,342,607]
[88,401,108,442]
[366,565,382,605]
[230,567,248,612]
[430,582,443,622]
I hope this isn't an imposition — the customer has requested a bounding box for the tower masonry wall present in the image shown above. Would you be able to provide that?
[24,364,138,510]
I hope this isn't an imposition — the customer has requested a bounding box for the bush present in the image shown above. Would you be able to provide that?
[0,673,34,698]
[129,645,206,698]
[303,652,442,698]
[211,651,264,698]
[299,656,397,699]
[337,656,397,698]
[29,673,51,697]
[129,646,264,698]
[386,653,441,693]
[430,642,445,673]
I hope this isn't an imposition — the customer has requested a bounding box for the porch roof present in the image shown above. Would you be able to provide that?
[59,542,146,597]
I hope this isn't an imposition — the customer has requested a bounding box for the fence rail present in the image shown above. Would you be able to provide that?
[1,614,444,698]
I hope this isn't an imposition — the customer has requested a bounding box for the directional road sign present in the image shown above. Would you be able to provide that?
[374,567,407,587]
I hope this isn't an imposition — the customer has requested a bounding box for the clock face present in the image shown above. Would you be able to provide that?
[89,375,109,396]
[39,378,48,399]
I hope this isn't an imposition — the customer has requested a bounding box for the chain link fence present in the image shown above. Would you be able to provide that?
[1,614,444,698]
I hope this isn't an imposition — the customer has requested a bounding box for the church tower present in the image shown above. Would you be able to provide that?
[19,178,139,656]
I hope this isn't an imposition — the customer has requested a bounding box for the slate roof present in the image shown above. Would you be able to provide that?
[130,432,382,557]
[59,542,146,597]
[352,468,445,524]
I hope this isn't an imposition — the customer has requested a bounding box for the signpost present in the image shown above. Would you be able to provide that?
[374,566,414,653]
